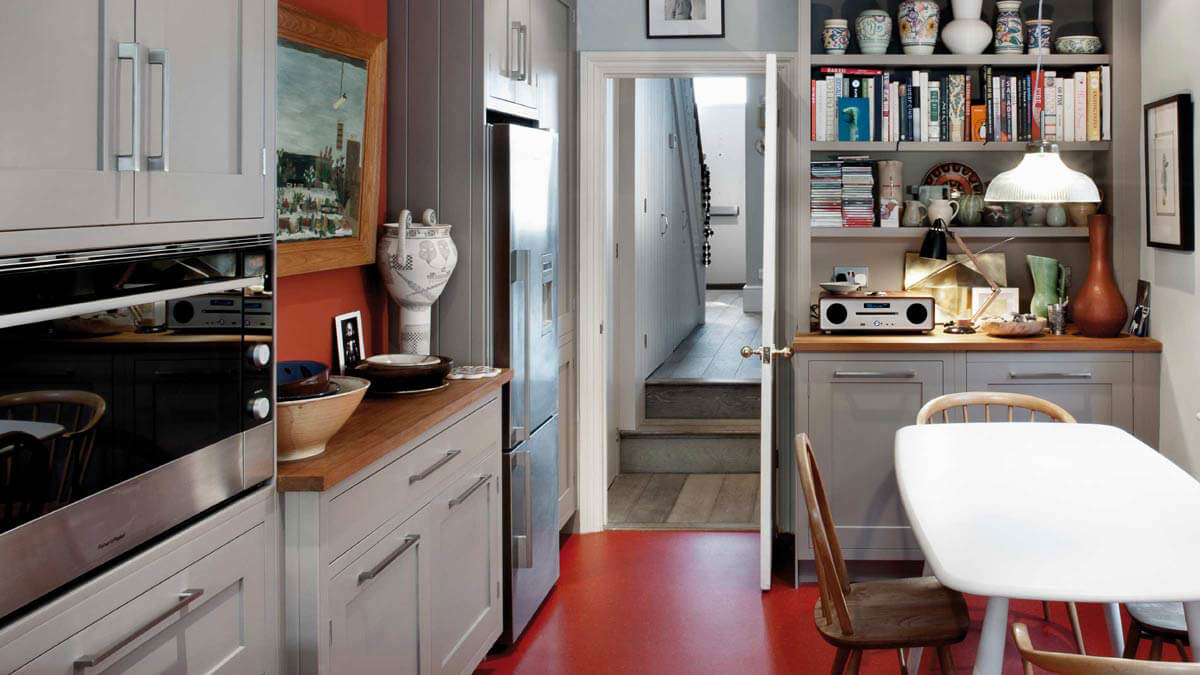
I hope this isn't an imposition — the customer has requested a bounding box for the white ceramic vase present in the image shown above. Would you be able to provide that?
[377,218,458,355]
[941,0,992,54]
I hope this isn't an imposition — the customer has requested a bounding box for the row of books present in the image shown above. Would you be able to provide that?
[810,66,1112,144]
[810,159,877,228]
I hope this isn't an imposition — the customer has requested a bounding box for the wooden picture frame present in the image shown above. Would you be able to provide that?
[1144,94,1194,251]
[277,4,386,276]
[646,0,725,39]
[333,310,365,373]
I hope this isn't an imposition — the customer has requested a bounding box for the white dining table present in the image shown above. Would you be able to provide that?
[895,423,1200,675]
[0,420,65,441]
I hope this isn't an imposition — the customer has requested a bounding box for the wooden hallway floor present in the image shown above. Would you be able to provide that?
[648,290,761,382]
[606,473,759,530]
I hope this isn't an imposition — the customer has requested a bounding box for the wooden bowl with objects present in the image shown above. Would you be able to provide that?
[979,315,1046,337]
[277,376,370,462]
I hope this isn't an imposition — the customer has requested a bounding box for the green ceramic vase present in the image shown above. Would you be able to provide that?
[957,193,986,226]
[1027,254,1066,318]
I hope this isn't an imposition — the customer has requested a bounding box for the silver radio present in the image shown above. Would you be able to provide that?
[819,294,935,333]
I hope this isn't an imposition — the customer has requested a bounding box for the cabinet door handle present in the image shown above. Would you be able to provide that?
[1008,371,1093,379]
[357,535,420,585]
[833,370,916,379]
[408,449,461,484]
[147,48,170,172]
[449,474,492,508]
[74,589,203,669]
[116,42,142,172]
[511,22,527,81]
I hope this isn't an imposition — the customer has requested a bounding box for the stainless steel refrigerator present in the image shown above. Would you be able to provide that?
[488,123,559,645]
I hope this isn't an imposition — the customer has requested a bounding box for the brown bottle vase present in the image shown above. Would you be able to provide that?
[1072,214,1128,337]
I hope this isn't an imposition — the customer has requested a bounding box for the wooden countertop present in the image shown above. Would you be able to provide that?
[277,370,512,492]
[792,326,1163,352]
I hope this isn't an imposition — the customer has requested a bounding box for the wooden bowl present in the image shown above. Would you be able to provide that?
[277,376,369,462]
[980,318,1046,337]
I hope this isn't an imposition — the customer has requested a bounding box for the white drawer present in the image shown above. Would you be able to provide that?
[16,523,267,675]
[326,397,501,562]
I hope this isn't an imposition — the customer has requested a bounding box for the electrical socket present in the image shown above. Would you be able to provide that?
[833,266,869,286]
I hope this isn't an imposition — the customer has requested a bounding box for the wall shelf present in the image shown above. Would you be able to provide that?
[809,54,1112,68]
[811,227,1089,241]
[811,142,1109,153]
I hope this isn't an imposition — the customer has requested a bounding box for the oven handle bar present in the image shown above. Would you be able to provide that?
[0,276,263,330]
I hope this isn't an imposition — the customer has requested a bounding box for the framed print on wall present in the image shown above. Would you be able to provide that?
[277,4,386,276]
[333,310,365,373]
[1144,94,1194,251]
[646,0,725,39]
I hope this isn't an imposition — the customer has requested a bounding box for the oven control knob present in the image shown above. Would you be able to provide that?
[246,396,271,421]
[246,343,272,369]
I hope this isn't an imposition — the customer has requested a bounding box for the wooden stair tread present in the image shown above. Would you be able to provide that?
[814,576,970,649]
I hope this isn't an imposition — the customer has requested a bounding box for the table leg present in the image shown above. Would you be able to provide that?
[1103,603,1124,656]
[908,562,932,674]
[973,597,1009,675]
[1184,602,1200,663]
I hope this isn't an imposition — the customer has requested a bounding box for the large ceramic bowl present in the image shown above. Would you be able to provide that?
[1055,35,1102,54]
[351,354,453,394]
[277,376,369,462]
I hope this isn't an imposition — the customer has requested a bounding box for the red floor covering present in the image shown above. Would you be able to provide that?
[479,531,1185,674]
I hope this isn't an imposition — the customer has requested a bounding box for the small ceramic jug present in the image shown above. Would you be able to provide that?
[1066,202,1099,227]
[855,10,892,55]
[823,19,850,54]
[983,204,1008,227]
[927,199,960,226]
[1004,202,1024,225]
[1046,204,1068,227]
[1027,254,1066,318]
[1023,203,1048,227]
[994,0,1024,54]
[903,200,928,227]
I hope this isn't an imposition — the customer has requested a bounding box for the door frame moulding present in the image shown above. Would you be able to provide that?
[576,51,800,534]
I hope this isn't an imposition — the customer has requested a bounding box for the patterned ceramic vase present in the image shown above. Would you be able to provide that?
[994,0,1024,54]
[941,0,992,54]
[377,215,458,355]
[1026,19,1053,55]
[957,193,986,226]
[898,0,940,55]
[855,10,892,55]
[823,19,850,55]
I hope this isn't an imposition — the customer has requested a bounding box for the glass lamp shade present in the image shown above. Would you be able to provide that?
[984,145,1101,204]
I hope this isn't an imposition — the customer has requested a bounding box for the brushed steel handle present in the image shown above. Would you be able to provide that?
[357,535,419,585]
[513,451,534,568]
[147,48,170,172]
[408,449,461,484]
[511,22,527,81]
[833,371,917,379]
[449,474,491,508]
[74,588,203,669]
[1008,371,1093,379]
[116,42,142,172]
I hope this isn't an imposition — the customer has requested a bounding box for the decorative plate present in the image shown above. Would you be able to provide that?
[923,162,985,196]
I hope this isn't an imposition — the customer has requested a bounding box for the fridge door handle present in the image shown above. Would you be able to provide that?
[512,449,534,569]
[512,249,533,435]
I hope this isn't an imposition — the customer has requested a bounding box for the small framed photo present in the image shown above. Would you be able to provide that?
[334,311,365,374]
[646,0,724,39]
[1144,94,1194,250]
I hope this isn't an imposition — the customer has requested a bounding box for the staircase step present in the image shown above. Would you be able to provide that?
[644,379,760,420]
[620,430,759,474]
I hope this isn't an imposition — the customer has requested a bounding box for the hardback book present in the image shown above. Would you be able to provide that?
[881,73,890,142]
[814,80,827,142]
[919,71,930,143]
[964,74,973,140]
[1044,71,1057,141]
[1032,70,1044,140]
[1074,72,1087,142]
[1056,78,1066,143]
[1087,70,1102,141]
[928,85,940,142]
[1009,76,1018,141]
[819,67,884,75]
[1101,65,1112,140]
[970,104,987,142]
[837,97,871,142]
[891,82,900,143]
[1062,77,1075,142]
[982,66,994,142]
[826,76,837,141]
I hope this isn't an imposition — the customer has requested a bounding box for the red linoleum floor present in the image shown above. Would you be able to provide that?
[479,531,1184,674]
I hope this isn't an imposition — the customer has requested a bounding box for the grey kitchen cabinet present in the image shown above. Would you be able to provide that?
[966,353,1134,431]
[485,0,536,117]
[330,506,432,675]
[804,358,948,556]
[430,454,503,675]
[557,335,578,528]
[0,0,268,233]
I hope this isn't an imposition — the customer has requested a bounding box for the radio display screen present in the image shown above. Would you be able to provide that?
[863,302,891,309]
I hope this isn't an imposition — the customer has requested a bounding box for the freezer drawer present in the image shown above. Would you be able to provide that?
[502,415,559,643]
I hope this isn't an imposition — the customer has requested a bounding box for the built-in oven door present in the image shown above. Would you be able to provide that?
[0,237,274,620]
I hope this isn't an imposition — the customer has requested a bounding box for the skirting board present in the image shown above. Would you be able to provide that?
[742,284,763,312]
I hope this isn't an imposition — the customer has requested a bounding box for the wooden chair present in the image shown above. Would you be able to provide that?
[1013,622,1200,674]
[1124,602,1192,662]
[0,431,53,530]
[916,391,1087,655]
[0,390,106,505]
[795,433,969,674]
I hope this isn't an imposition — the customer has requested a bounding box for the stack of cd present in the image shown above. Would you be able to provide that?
[840,161,875,228]
[810,160,843,228]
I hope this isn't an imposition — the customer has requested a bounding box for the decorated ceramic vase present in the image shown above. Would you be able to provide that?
[377,210,458,355]
[823,19,850,55]
[957,192,986,226]
[1026,19,1053,55]
[942,0,992,54]
[855,10,892,55]
[994,0,1024,54]
[898,0,940,55]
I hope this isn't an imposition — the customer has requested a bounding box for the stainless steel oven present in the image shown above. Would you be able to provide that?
[0,235,274,621]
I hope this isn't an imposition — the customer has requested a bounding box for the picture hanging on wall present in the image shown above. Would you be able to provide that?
[646,0,725,39]
[334,310,365,374]
[277,4,386,276]
[1144,94,1194,251]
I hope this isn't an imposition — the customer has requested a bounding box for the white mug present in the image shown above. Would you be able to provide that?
[927,199,960,226]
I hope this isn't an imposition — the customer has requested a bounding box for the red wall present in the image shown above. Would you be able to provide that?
[276,0,390,364]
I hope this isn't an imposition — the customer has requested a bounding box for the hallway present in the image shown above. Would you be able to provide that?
[647,290,762,382]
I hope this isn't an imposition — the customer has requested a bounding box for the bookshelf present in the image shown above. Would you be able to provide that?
[798,0,1142,317]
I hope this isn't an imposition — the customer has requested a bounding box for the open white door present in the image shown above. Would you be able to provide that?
[741,54,785,592]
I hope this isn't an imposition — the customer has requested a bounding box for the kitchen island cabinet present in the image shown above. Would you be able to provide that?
[280,374,510,675]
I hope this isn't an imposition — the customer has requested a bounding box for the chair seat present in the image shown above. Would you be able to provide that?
[1129,602,1189,635]
[814,576,970,649]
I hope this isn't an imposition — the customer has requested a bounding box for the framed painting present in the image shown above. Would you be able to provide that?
[277,4,386,276]
[1144,94,1194,251]
[646,0,725,39]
